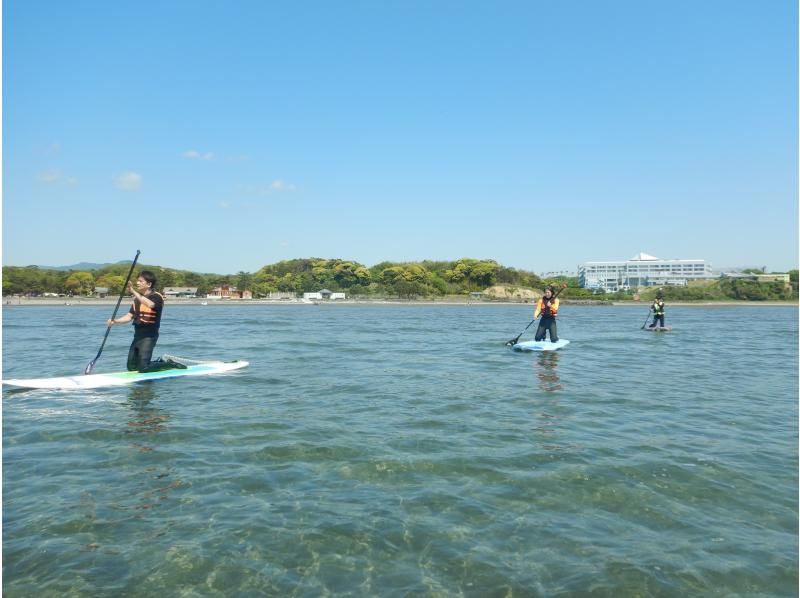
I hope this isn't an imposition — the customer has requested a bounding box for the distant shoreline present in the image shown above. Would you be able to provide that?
[3,297,797,308]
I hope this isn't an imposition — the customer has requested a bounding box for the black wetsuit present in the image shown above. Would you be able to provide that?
[127,292,164,371]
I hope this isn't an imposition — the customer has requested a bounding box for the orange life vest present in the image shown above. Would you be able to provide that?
[132,292,164,327]
[537,296,559,318]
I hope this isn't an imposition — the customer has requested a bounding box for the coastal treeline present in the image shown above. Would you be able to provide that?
[2,260,798,301]
[249,258,546,299]
[1,258,547,299]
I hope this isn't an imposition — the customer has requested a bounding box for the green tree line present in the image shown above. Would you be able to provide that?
[2,263,227,298]
[2,257,544,299]
[246,258,543,299]
[2,260,797,302]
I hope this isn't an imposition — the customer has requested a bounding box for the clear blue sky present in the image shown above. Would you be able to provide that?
[4,0,798,274]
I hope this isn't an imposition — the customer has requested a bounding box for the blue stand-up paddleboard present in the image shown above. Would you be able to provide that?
[3,355,248,390]
[511,339,570,352]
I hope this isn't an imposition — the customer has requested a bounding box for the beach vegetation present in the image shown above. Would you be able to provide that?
[95,274,126,295]
[64,272,95,296]
[2,261,797,302]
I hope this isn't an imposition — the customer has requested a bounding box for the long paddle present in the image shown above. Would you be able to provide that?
[505,283,568,346]
[640,308,653,329]
[84,250,140,374]
[505,317,537,347]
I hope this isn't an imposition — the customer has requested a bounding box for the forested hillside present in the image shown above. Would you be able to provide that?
[2,259,797,301]
[3,258,544,299]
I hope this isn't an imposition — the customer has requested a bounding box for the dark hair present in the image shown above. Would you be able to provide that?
[139,270,157,288]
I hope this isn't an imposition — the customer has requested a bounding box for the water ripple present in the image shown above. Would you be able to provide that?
[3,304,797,595]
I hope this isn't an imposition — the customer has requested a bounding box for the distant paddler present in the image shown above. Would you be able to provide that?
[648,291,666,329]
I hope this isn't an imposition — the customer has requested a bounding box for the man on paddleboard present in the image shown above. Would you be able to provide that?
[534,286,560,342]
[107,271,165,371]
[649,292,666,329]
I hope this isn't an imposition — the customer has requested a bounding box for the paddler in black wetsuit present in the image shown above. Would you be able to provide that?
[107,270,165,371]
[534,285,560,342]
[649,292,666,329]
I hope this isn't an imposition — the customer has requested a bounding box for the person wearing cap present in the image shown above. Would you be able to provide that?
[649,292,666,328]
[534,285,560,342]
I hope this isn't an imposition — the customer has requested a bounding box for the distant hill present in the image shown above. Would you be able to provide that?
[34,261,128,271]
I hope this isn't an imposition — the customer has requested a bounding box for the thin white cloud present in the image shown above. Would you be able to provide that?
[242,180,299,195]
[37,169,62,184]
[270,180,297,192]
[37,169,79,186]
[183,150,215,161]
[114,171,142,191]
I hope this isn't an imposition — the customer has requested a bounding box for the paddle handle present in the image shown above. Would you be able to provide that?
[108,250,141,321]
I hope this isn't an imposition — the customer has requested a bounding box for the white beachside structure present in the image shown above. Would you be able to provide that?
[163,287,198,298]
[578,252,714,292]
[303,289,346,300]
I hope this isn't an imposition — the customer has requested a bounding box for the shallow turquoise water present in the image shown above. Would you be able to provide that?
[3,303,797,596]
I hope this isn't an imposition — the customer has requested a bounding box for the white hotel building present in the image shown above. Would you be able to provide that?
[578,252,714,292]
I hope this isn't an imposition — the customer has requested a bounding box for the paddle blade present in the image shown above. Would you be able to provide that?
[84,360,96,375]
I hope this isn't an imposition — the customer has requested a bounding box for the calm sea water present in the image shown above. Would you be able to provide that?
[3,303,797,596]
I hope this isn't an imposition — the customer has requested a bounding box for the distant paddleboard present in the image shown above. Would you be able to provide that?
[3,356,248,390]
[644,326,672,332]
[511,339,570,352]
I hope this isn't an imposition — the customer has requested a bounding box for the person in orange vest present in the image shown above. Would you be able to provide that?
[107,270,165,371]
[534,285,560,342]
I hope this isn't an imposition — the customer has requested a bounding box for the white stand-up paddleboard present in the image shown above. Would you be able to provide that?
[3,355,248,390]
[511,339,570,352]
[643,326,672,332]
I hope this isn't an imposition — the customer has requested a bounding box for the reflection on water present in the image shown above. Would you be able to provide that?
[531,352,576,451]
[535,351,563,393]
[126,383,169,439]
[123,384,184,515]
